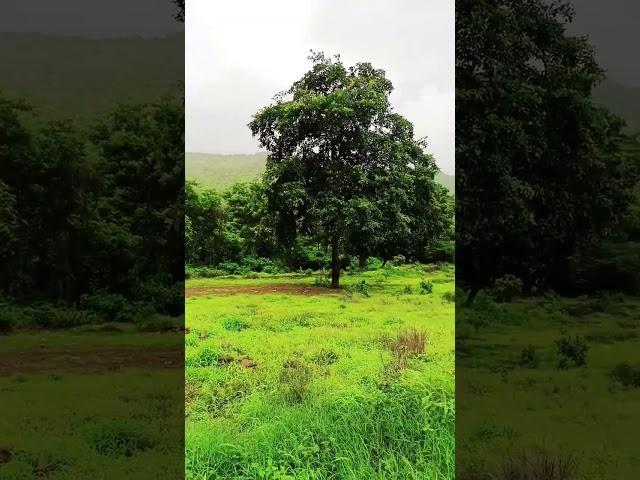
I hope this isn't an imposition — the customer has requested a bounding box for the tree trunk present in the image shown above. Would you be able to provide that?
[466,286,480,306]
[359,254,367,271]
[331,237,341,289]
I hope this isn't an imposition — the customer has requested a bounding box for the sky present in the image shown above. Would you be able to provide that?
[186,0,455,175]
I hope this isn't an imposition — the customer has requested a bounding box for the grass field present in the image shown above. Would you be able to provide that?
[0,331,183,479]
[185,265,455,479]
[456,293,640,479]
[186,152,456,192]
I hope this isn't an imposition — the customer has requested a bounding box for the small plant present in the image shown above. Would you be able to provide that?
[387,328,427,369]
[221,315,249,332]
[441,291,455,303]
[351,280,371,297]
[391,254,406,266]
[502,447,577,480]
[519,345,539,368]
[313,275,331,287]
[402,285,413,295]
[555,335,588,369]
[491,274,523,303]
[419,279,433,295]
[279,357,313,404]
[311,348,339,366]
[609,362,640,388]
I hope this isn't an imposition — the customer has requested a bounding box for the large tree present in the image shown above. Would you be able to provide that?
[456,0,632,301]
[250,53,444,287]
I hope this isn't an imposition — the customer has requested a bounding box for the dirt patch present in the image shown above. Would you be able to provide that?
[186,283,341,298]
[0,346,183,376]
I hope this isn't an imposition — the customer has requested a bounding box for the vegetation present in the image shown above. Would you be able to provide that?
[185,265,454,479]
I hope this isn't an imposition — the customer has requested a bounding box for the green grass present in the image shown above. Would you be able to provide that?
[0,332,183,479]
[185,265,455,479]
[186,152,455,192]
[456,293,640,479]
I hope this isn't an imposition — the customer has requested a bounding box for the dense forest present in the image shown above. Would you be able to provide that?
[0,93,184,326]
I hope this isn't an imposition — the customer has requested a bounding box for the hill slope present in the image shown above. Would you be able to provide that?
[594,78,640,132]
[186,152,455,192]
[0,32,184,122]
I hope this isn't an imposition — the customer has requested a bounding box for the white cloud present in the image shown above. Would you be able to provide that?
[186,0,454,174]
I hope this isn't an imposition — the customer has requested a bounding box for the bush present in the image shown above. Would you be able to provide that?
[492,274,523,302]
[519,345,539,368]
[313,276,331,288]
[402,285,413,295]
[441,291,455,303]
[609,362,640,388]
[502,447,577,480]
[311,348,339,366]
[423,239,455,263]
[185,265,226,279]
[392,254,406,266]
[387,328,427,369]
[279,357,312,404]
[419,279,433,295]
[220,315,249,332]
[79,291,133,322]
[556,335,588,368]
[351,280,371,297]
[135,280,183,316]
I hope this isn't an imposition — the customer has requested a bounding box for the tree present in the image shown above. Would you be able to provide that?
[250,53,442,287]
[456,0,633,301]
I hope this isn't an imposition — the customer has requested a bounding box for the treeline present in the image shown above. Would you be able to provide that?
[456,0,640,300]
[185,179,454,277]
[0,93,184,322]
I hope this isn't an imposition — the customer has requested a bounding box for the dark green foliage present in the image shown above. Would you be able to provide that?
[555,335,588,369]
[351,280,371,297]
[609,362,640,388]
[250,52,452,288]
[221,315,249,332]
[420,279,434,295]
[456,0,635,294]
[0,92,184,322]
[280,357,313,404]
[492,275,524,303]
[519,345,539,369]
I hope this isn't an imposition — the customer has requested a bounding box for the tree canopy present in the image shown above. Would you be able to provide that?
[249,52,451,287]
[456,0,634,299]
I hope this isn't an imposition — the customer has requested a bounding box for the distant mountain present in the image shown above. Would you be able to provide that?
[594,78,640,132]
[0,32,184,123]
[186,152,455,193]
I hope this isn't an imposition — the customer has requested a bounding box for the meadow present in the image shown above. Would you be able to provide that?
[185,264,455,480]
[456,293,640,479]
[0,330,184,479]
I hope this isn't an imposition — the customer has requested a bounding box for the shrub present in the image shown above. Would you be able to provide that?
[387,328,427,369]
[185,265,226,278]
[519,345,539,368]
[423,239,455,263]
[392,254,406,266]
[609,362,640,388]
[279,357,312,404]
[419,279,433,295]
[351,280,371,297]
[135,280,183,316]
[441,291,456,303]
[555,335,588,368]
[220,315,249,332]
[79,291,132,322]
[402,285,413,295]
[313,275,331,288]
[502,448,577,480]
[492,274,523,303]
[311,348,339,366]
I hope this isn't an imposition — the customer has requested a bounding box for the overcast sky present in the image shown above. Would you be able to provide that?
[186,0,454,175]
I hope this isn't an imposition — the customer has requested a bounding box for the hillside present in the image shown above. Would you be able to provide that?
[186,152,455,192]
[594,78,640,132]
[0,32,184,123]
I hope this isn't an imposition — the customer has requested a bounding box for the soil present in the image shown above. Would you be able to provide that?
[0,346,183,376]
[186,283,341,298]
